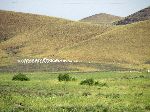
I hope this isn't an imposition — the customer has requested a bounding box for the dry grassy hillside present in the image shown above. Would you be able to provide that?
[0,10,109,66]
[0,10,150,71]
[80,13,122,25]
[58,20,150,65]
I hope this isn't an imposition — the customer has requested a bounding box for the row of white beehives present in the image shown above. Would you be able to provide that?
[17,58,82,64]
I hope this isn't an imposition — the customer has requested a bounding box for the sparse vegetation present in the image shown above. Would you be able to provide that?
[12,73,30,81]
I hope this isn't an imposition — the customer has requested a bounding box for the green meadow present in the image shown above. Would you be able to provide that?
[0,72,150,112]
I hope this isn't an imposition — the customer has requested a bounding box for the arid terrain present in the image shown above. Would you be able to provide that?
[0,7,150,72]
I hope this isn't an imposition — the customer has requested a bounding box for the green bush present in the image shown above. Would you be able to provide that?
[80,79,107,86]
[71,77,77,81]
[58,73,71,81]
[58,73,77,82]
[94,81,99,85]
[145,105,150,110]
[82,92,92,96]
[80,78,94,86]
[12,73,30,81]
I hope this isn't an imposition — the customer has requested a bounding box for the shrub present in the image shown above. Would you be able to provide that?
[80,79,107,87]
[12,73,30,81]
[145,105,150,110]
[139,75,144,78]
[58,73,71,81]
[82,92,92,96]
[135,92,143,96]
[80,78,94,86]
[94,81,99,85]
[71,77,77,81]
[58,73,77,82]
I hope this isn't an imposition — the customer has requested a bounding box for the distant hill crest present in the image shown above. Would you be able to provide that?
[115,6,150,25]
[80,13,123,25]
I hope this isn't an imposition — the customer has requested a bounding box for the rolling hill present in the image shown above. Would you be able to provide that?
[80,13,123,25]
[0,10,111,71]
[0,10,150,71]
[115,6,150,25]
[58,20,150,67]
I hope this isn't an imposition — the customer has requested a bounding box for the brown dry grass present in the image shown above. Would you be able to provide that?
[0,10,150,70]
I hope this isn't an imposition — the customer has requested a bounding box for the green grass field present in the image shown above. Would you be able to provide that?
[0,72,150,112]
